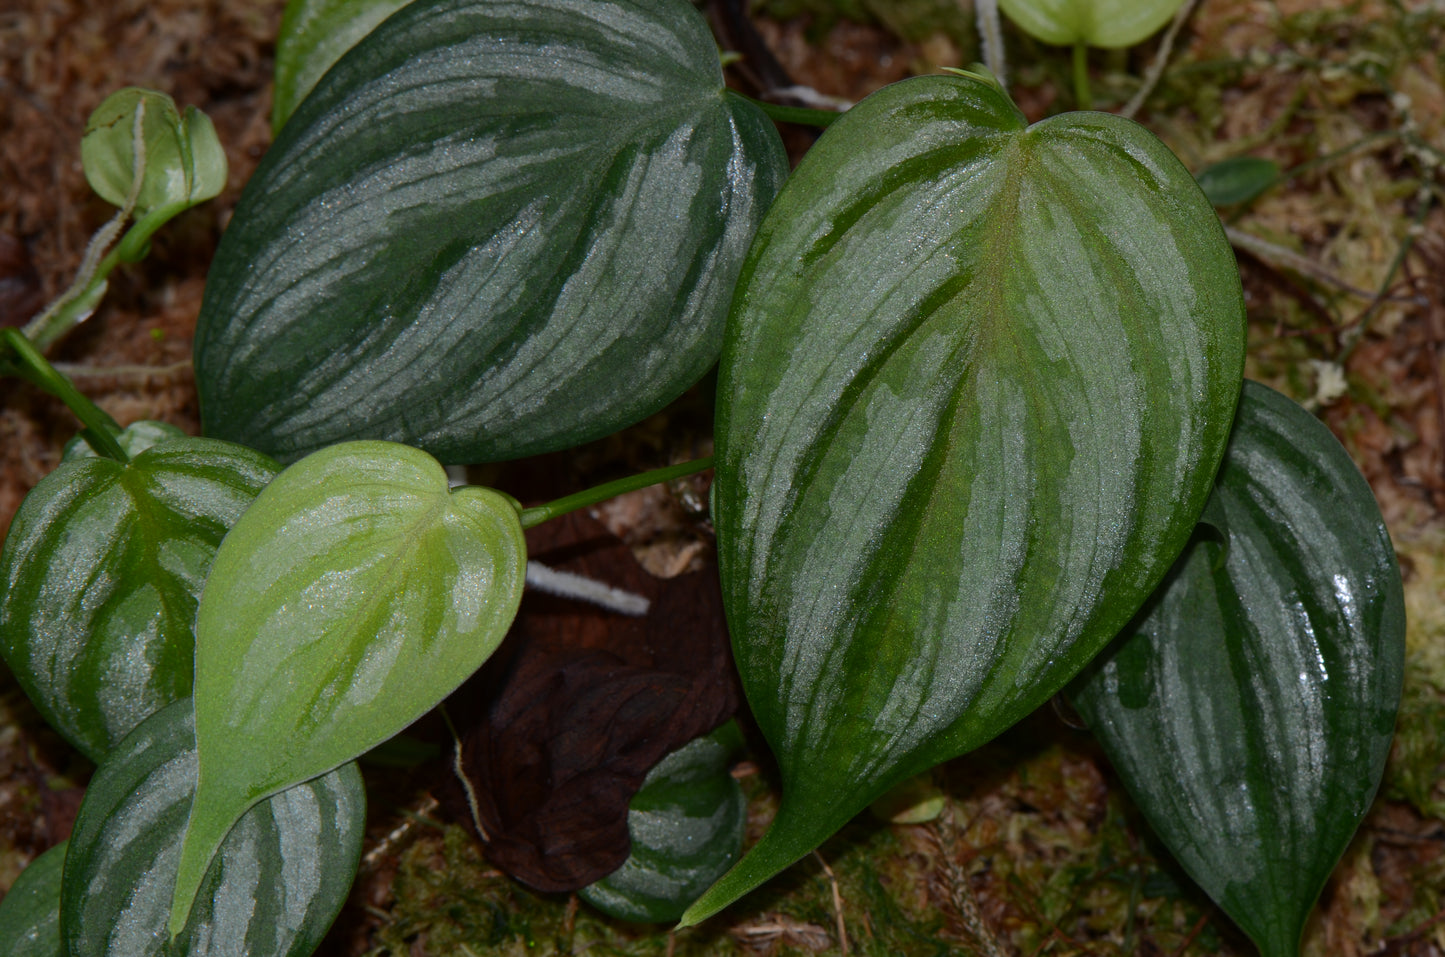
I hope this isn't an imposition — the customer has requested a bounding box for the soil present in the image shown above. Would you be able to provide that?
[3,1,1445,955]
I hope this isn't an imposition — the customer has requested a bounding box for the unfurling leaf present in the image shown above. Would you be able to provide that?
[1070,381,1405,957]
[81,88,226,215]
[61,701,364,957]
[0,435,279,761]
[195,0,787,464]
[688,72,1245,924]
[169,441,526,934]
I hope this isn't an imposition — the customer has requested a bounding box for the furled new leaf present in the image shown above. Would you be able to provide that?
[271,0,413,132]
[195,0,787,464]
[170,440,526,934]
[0,841,66,957]
[580,722,746,924]
[61,700,364,957]
[81,88,226,215]
[0,435,279,761]
[689,73,1245,923]
[1069,381,1405,957]
[998,0,1185,47]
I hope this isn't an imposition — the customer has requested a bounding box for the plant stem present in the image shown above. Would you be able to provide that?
[975,0,1008,88]
[746,96,844,129]
[1,328,128,462]
[1073,42,1092,110]
[517,456,713,529]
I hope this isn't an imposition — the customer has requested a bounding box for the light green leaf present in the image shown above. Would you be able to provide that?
[60,700,364,957]
[0,842,66,957]
[580,723,746,924]
[195,0,787,464]
[687,73,1245,924]
[998,0,1185,47]
[0,437,279,761]
[1069,381,1405,957]
[81,88,226,215]
[169,440,526,934]
[272,0,414,132]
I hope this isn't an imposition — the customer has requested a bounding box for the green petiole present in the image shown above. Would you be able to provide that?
[517,456,713,529]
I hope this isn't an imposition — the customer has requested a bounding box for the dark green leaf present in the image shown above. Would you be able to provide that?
[580,723,745,924]
[60,700,364,957]
[195,0,787,464]
[687,73,1246,923]
[0,841,66,957]
[1069,381,1405,957]
[271,0,413,132]
[171,440,525,933]
[1195,156,1280,207]
[0,437,279,761]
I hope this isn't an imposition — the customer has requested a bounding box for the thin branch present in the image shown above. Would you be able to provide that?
[974,0,1008,89]
[1122,0,1200,118]
[812,850,850,957]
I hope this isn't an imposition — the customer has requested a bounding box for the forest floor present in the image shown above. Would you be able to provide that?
[3,0,1445,954]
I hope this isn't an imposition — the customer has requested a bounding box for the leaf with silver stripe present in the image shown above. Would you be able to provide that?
[195,0,787,464]
[60,700,364,957]
[0,435,278,761]
[686,72,1245,923]
[1069,380,1405,957]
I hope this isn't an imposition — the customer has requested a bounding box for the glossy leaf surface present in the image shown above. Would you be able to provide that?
[171,441,525,932]
[0,841,66,957]
[998,0,1185,47]
[61,700,364,957]
[1069,381,1405,957]
[271,0,412,131]
[691,74,1246,923]
[195,0,787,464]
[579,723,745,924]
[0,436,279,761]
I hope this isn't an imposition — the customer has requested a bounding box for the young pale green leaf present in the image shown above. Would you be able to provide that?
[271,0,413,132]
[169,440,526,933]
[689,73,1245,924]
[998,0,1185,47]
[0,841,66,957]
[60,700,365,957]
[0,436,279,761]
[580,722,746,924]
[81,88,226,215]
[1195,156,1280,207]
[195,0,787,465]
[1069,381,1405,957]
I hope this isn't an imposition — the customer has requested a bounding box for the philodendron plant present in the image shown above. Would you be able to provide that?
[0,0,1404,955]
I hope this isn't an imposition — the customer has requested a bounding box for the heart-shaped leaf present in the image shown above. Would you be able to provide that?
[998,0,1185,47]
[271,0,413,132]
[170,440,526,933]
[687,73,1245,924]
[579,722,746,924]
[81,88,227,215]
[0,841,66,957]
[0,435,279,761]
[60,700,365,957]
[194,0,787,464]
[1069,381,1405,957]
